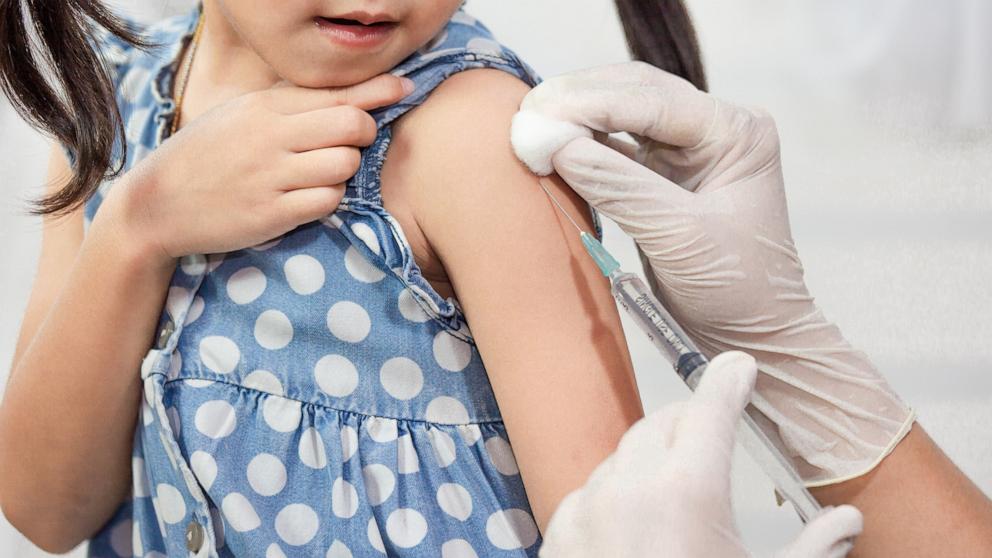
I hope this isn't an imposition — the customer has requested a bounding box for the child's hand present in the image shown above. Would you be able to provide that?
[104,73,413,262]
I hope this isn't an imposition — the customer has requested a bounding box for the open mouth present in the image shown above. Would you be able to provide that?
[314,15,398,47]
[318,17,395,27]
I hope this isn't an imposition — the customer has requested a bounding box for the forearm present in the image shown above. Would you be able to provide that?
[0,190,177,552]
[811,424,992,557]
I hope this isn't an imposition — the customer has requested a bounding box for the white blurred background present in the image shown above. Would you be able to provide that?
[1,0,990,555]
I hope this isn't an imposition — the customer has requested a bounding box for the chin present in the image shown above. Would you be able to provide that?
[280,56,402,89]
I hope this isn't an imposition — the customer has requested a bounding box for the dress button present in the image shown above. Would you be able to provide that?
[185,520,205,552]
[156,318,175,349]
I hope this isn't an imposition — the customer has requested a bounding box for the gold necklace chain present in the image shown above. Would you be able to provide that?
[169,8,206,137]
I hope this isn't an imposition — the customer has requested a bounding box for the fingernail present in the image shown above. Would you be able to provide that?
[400,77,415,95]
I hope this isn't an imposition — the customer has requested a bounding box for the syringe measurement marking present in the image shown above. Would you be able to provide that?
[629,291,694,356]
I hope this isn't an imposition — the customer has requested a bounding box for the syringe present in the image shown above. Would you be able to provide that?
[540,180,822,523]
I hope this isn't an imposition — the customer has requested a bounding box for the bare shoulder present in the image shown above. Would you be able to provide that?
[379,68,537,294]
[385,67,532,190]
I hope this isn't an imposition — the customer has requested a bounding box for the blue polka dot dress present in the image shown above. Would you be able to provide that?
[72,3,564,556]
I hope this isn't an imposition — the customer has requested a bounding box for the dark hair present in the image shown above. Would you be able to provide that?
[614,0,707,91]
[0,2,704,218]
[0,1,156,217]
[614,0,707,297]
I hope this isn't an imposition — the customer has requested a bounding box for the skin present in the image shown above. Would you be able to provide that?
[0,0,643,551]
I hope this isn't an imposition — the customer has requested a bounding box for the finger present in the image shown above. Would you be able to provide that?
[677,351,757,474]
[281,105,378,152]
[280,146,362,190]
[550,136,692,232]
[275,184,345,225]
[265,73,414,114]
[775,505,862,558]
[521,62,718,147]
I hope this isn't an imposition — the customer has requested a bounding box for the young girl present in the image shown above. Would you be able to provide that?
[0,1,706,556]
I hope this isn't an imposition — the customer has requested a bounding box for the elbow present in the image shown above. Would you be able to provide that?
[0,493,87,555]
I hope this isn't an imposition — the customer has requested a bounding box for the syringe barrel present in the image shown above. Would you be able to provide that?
[610,270,823,523]
[609,271,706,382]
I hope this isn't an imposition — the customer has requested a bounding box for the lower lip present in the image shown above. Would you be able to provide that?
[315,18,397,48]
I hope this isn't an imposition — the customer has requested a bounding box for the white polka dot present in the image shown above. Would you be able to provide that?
[185,379,215,388]
[466,37,503,54]
[141,400,154,426]
[366,417,398,443]
[199,336,240,374]
[132,518,144,556]
[344,246,386,283]
[227,266,267,304]
[385,508,428,549]
[426,396,470,424]
[428,428,457,467]
[110,518,131,556]
[367,517,386,554]
[350,222,381,254]
[266,543,287,558]
[222,493,261,532]
[326,301,371,343]
[275,503,319,546]
[341,425,358,461]
[284,254,325,295]
[362,464,396,506]
[165,286,190,322]
[251,236,282,251]
[331,478,359,518]
[327,540,353,558]
[180,254,206,275]
[167,351,182,381]
[485,436,520,475]
[397,289,430,323]
[155,484,186,524]
[243,370,284,395]
[194,400,237,439]
[442,539,479,558]
[132,457,151,497]
[254,309,293,350]
[451,11,477,25]
[397,434,419,474]
[314,354,359,397]
[121,66,150,103]
[262,397,302,432]
[486,509,539,550]
[299,427,327,469]
[458,424,483,445]
[247,453,287,496]
[437,483,473,521]
[184,296,205,325]
[379,357,423,400]
[433,331,472,372]
[190,451,218,491]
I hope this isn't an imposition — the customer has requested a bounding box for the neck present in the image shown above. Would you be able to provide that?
[195,0,282,95]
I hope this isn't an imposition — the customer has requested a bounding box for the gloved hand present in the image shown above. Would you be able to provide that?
[511,61,914,486]
[539,351,863,558]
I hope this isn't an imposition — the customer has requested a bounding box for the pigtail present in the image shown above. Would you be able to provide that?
[614,0,707,91]
[0,0,157,217]
[613,0,707,298]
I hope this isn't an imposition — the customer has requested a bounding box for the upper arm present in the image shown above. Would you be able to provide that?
[10,142,85,371]
[391,69,643,530]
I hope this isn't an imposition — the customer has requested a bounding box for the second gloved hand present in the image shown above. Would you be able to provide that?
[539,351,863,558]
[511,62,914,486]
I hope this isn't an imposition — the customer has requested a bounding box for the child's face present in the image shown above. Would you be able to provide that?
[213,0,464,87]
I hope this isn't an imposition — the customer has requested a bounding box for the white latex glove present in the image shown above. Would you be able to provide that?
[511,61,914,486]
[539,351,863,558]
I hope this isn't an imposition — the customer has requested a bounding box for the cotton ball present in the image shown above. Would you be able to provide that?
[510,110,592,176]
